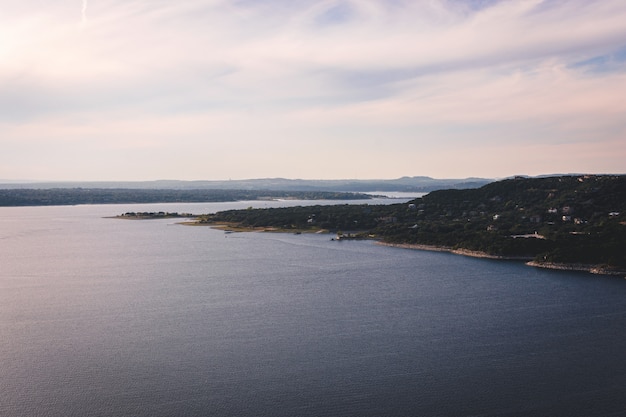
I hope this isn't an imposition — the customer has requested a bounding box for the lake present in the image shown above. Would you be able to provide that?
[1,202,625,416]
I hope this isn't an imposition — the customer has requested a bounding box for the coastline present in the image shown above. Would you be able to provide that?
[110,212,198,220]
[185,221,330,234]
[116,215,626,278]
[377,242,626,277]
[377,242,533,261]
[525,261,626,277]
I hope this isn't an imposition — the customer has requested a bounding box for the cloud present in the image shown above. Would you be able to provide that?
[1,0,625,179]
[82,0,87,24]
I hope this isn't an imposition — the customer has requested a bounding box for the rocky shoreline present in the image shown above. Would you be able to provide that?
[377,242,533,260]
[525,261,626,277]
[378,242,626,277]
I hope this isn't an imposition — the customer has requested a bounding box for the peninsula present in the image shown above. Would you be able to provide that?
[195,175,626,275]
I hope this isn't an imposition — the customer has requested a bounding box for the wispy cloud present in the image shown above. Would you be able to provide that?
[1,0,625,180]
[81,0,87,24]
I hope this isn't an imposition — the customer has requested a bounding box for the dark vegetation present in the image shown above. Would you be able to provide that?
[117,212,195,219]
[199,175,626,269]
[0,188,372,206]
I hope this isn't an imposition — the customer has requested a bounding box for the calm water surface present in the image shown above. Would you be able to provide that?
[1,203,625,417]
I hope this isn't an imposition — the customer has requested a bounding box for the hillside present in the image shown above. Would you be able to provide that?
[0,176,491,192]
[199,175,626,272]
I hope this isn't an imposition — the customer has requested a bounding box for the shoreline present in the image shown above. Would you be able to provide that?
[377,242,533,261]
[377,242,626,277]
[525,261,626,277]
[185,221,331,234]
[117,217,626,278]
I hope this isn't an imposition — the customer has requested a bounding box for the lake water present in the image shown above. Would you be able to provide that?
[1,202,625,417]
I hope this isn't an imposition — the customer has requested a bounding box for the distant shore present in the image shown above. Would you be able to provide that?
[112,212,197,220]
[377,242,626,277]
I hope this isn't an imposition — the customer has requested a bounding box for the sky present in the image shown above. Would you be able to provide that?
[1,0,625,181]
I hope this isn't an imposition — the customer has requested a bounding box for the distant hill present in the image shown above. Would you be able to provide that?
[0,177,492,192]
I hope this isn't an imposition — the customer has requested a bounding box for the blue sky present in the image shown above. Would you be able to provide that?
[1,0,625,181]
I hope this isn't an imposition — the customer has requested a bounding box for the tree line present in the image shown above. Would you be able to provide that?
[0,188,372,206]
